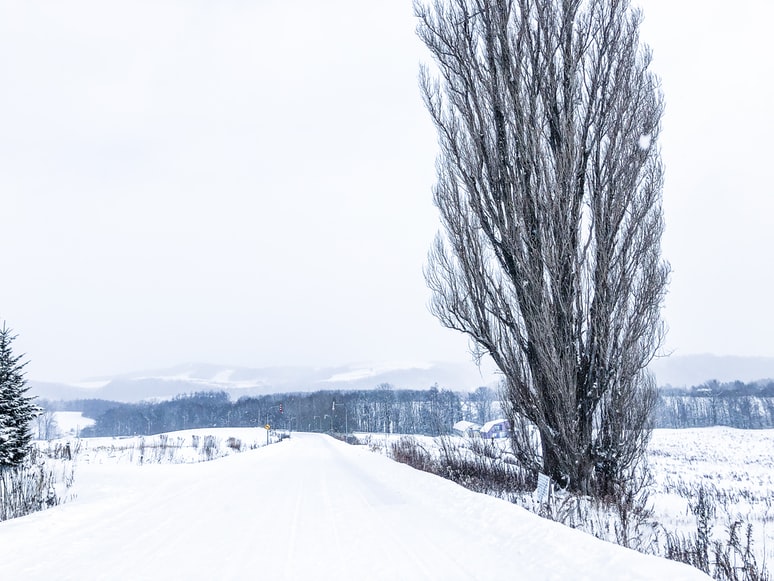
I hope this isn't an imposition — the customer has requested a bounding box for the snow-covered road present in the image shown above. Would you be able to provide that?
[0,433,707,580]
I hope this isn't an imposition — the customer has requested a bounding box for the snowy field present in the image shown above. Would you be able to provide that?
[52,411,96,437]
[0,430,707,580]
[648,427,774,564]
[70,427,273,465]
[358,426,774,573]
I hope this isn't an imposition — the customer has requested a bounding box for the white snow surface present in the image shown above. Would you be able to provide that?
[52,411,95,436]
[0,433,707,580]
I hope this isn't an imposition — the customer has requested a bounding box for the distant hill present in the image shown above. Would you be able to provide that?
[30,354,774,403]
[28,361,500,403]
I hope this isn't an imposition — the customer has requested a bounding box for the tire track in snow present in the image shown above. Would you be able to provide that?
[319,463,347,572]
[282,457,307,580]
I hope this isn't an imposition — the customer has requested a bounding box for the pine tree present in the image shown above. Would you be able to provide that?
[0,323,40,467]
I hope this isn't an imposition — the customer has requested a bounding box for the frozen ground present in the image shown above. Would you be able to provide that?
[648,427,774,564]
[0,431,706,580]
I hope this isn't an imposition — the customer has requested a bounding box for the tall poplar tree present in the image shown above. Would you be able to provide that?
[417,0,669,497]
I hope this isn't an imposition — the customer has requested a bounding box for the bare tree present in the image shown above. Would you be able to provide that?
[417,0,669,497]
[35,410,59,440]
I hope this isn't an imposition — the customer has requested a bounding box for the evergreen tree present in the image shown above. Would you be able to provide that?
[0,323,40,467]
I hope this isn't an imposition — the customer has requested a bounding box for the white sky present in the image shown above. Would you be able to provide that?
[638,0,774,361]
[0,0,772,382]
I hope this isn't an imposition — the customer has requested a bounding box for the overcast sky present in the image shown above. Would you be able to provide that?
[1,1,772,382]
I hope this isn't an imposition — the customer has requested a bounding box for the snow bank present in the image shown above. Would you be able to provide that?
[0,433,707,580]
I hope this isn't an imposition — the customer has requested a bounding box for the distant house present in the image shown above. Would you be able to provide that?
[480,419,510,440]
[453,420,481,437]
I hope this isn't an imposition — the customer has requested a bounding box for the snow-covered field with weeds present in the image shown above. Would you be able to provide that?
[1,425,279,522]
[648,427,774,565]
[71,427,273,465]
[366,427,774,577]
[2,424,769,579]
[0,430,707,580]
[44,412,277,467]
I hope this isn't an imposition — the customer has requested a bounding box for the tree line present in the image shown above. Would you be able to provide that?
[50,378,774,437]
[655,380,774,429]
[76,385,500,438]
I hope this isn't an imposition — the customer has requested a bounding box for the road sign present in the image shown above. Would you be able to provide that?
[264,424,271,430]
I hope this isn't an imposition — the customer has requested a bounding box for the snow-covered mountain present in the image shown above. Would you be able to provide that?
[29,361,501,403]
[29,354,774,403]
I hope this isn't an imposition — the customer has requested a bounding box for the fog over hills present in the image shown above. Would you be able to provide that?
[27,355,774,403]
[649,355,774,387]
[29,361,501,403]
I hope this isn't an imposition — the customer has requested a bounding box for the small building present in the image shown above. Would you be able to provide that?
[480,419,510,440]
[453,420,481,437]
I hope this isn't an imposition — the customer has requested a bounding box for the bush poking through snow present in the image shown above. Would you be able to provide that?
[388,435,530,501]
[713,522,768,581]
[390,437,436,474]
[202,436,217,462]
[665,485,770,581]
[0,444,75,522]
[329,433,359,446]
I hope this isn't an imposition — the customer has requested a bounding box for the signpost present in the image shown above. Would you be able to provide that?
[265,424,270,446]
[536,473,551,504]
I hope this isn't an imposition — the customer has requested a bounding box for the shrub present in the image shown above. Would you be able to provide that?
[0,444,76,522]
[390,437,435,473]
[388,435,530,501]
[665,486,769,581]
